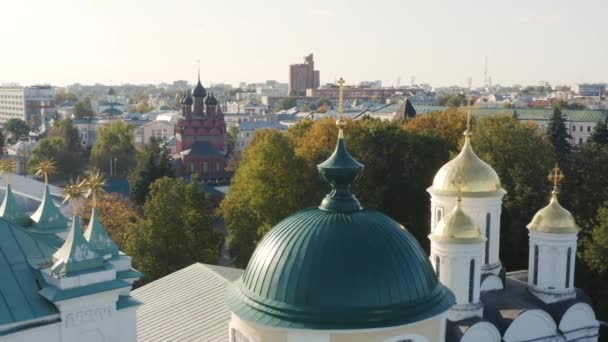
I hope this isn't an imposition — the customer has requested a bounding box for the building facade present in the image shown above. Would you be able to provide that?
[134,120,174,148]
[0,85,55,129]
[174,76,229,180]
[289,53,320,94]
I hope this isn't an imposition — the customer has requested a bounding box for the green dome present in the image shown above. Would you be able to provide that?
[227,129,454,330]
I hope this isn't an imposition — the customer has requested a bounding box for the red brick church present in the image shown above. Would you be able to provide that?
[174,74,229,180]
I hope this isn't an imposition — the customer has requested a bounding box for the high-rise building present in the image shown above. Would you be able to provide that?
[0,85,55,129]
[288,53,319,94]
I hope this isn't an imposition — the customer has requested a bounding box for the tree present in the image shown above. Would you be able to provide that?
[82,193,141,248]
[227,126,238,155]
[129,176,222,282]
[579,203,608,320]
[219,130,314,267]
[28,138,80,179]
[4,118,30,144]
[436,94,468,107]
[135,100,154,114]
[317,98,332,108]
[276,97,297,111]
[73,97,94,119]
[589,118,608,145]
[48,118,82,152]
[472,115,555,269]
[91,121,137,176]
[402,108,469,152]
[129,140,174,206]
[547,106,572,164]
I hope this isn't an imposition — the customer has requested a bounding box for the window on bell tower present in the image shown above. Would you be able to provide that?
[435,256,440,279]
[566,247,572,288]
[533,245,539,285]
[485,213,491,264]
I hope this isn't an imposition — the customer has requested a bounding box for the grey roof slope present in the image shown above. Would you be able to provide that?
[132,263,244,342]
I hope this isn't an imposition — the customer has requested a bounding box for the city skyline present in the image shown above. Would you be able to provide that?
[1,0,607,87]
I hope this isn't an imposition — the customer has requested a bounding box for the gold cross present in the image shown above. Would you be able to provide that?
[336,78,346,131]
[453,169,465,203]
[548,163,564,193]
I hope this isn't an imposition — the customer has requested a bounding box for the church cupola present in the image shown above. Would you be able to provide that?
[182,90,193,118]
[429,191,486,321]
[427,106,506,291]
[527,165,579,304]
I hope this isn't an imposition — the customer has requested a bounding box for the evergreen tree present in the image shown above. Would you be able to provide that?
[547,106,572,164]
[589,117,608,145]
[130,140,174,206]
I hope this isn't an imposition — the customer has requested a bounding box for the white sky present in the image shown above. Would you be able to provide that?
[1,0,606,87]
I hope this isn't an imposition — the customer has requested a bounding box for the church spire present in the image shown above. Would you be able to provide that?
[30,160,68,233]
[317,78,364,212]
[83,171,119,258]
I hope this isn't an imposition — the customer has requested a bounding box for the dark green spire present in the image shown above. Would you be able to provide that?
[0,184,30,226]
[317,128,364,212]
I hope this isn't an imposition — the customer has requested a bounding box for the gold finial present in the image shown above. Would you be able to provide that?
[548,163,564,195]
[62,178,87,216]
[84,170,106,208]
[34,159,57,184]
[336,78,346,135]
[0,159,16,185]
[464,97,473,137]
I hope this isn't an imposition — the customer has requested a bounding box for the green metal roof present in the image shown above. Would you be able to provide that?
[0,218,58,328]
[39,279,130,302]
[412,105,608,123]
[51,217,103,276]
[29,185,68,234]
[84,208,119,258]
[0,184,30,226]
[227,129,454,330]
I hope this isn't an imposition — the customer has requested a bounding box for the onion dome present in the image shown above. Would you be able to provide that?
[51,217,103,276]
[0,184,30,226]
[84,207,119,258]
[429,130,504,197]
[107,87,116,96]
[30,185,68,233]
[192,79,206,98]
[227,125,454,330]
[183,90,193,106]
[429,198,486,244]
[527,191,579,234]
[205,92,218,106]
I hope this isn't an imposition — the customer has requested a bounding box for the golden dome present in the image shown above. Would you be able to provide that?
[429,134,505,197]
[429,200,486,244]
[527,192,579,234]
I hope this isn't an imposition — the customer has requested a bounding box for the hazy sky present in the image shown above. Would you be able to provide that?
[1,0,606,87]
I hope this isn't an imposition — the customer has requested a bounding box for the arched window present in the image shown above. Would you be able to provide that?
[566,247,572,288]
[485,213,491,264]
[533,245,539,285]
[469,259,475,303]
[435,256,441,279]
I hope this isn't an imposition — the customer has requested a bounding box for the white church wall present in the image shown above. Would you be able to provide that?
[503,309,558,342]
[1,321,60,342]
[559,303,599,342]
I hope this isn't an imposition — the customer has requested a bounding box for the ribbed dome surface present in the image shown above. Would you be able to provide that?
[527,192,579,234]
[430,136,504,196]
[227,207,454,329]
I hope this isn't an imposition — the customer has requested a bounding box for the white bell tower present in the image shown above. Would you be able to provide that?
[428,108,506,291]
[527,165,579,304]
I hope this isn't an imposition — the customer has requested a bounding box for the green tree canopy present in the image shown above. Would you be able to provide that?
[129,139,174,206]
[276,97,297,111]
[472,115,555,269]
[4,118,30,144]
[589,118,608,145]
[73,97,94,119]
[128,176,222,282]
[317,98,332,108]
[547,106,572,164]
[90,121,137,176]
[28,137,82,179]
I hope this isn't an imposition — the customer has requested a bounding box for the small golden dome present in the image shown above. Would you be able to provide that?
[527,192,579,234]
[429,135,505,197]
[429,200,486,244]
